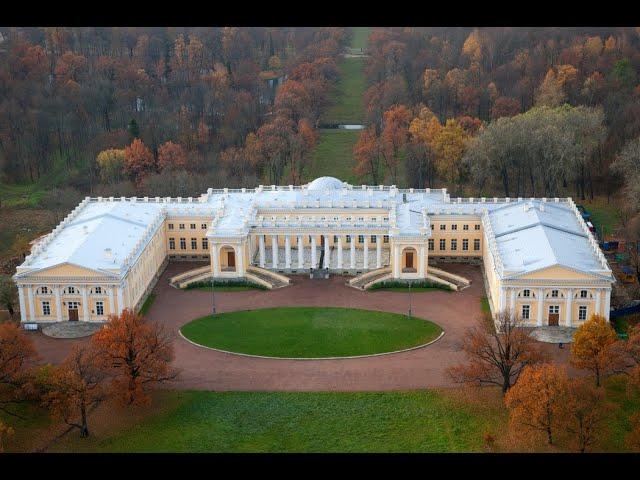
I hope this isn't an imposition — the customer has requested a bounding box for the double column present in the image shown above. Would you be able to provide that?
[323,235,330,269]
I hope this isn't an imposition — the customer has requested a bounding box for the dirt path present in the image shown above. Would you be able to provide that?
[30,262,571,392]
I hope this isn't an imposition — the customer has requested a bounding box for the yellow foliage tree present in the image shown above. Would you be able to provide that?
[96,148,126,184]
[570,314,619,386]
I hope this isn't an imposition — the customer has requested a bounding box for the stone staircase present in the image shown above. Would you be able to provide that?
[348,266,392,290]
[426,266,472,291]
[169,265,212,289]
[246,266,291,289]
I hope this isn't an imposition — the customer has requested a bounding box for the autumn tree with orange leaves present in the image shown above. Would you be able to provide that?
[40,345,107,438]
[0,322,37,418]
[91,309,178,406]
[504,364,568,446]
[447,310,546,394]
[354,127,382,185]
[380,104,412,184]
[570,314,620,386]
[564,378,611,453]
[157,141,188,172]
[124,138,155,185]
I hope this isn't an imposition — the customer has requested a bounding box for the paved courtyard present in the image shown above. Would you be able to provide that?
[29,262,572,392]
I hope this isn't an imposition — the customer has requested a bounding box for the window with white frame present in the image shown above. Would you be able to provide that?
[371,235,376,243]
[201,223,207,229]
[521,305,530,319]
[462,239,469,251]
[451,224,457,230]
[474,239,480,251]
[358,235,364,243]
[551,290,559,298]
[523,289,531,297]
[451,239,457,251]
[96,301,104,316]
[169,238,175,250]
[579,305,588,321]
[428,239,434,251]
[191,238,197,250]
[346,235,351,243]
[202,238,208,250]
[474,224,481,230]
[42,301,51,316]
[383,235,389,243]
[580,290,588,298]
[463,224,469,230]
[439,239,446,250]
[94,286,102,294]
[549,305,559,314]
[190,223,196,229]
[180,238,186,250]
[440,224,446,230]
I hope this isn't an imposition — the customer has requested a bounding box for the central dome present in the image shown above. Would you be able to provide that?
[306,176,345,191]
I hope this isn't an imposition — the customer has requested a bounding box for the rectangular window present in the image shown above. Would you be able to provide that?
[358,235,364,244]
[523,289,530,297]
[334,235,339,243]
[475,224,481,230]
[191,238,197,250]
[440,224,446,230]
[430,224,434,230]
[462,239,469,251]
[451,224,457,231]
[383,235,389,243]
[522,305,530,319]
[180,238,186,250]
[190,223,196,230]
[346,235,351,243]
[169,238,176,250]
[371,235,376,243]
[179,224,185,230]
[463,224,469,231]
[42,301,51,316]
[451,239,457,251]
[202,238,208,250]
[474,239,480,251]
[549,305,560,314]
[428,239,434,251]
[168,223,174,230]
[551,290,559,298]
[579,305,587,321]
[439,239,446,250]
[96,301,104,316]
[580,290,588,298]
[67,287,76,294]
[201,223,207,229]
[95,286,102,294]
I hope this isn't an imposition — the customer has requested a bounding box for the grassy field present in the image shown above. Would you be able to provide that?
[180,306,442,358]
[579,196,623,239]
[305,130,360,183]
[320,57,366,125]
[481,297,491,314]
[139,293,156,315]
[48,389,506,453]
[351,27,371,51]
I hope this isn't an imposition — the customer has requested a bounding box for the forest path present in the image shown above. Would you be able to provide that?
[303,27,370,184]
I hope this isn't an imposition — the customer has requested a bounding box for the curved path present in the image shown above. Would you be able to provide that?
[30,262,570,391]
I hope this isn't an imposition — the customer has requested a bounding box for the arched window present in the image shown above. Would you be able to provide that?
[64,286,78,295]
[37,286,50,295]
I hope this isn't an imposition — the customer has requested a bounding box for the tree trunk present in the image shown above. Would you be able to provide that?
[80,404,89,438]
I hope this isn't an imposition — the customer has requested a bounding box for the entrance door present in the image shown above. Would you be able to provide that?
[406,252,414,270]
[227,250,236,268]
[548,305,559,326]
[68,301,79,321]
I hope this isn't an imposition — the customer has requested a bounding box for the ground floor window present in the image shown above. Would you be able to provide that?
[202,238,208,250]
[371,235,377,243]
[439,239,446,250]
[333,235,339,243]
[180,238,186,250]
[521,305,530,320]
[358,235,364,244]
[346,235,351,243]
[451,239,457,251]
[462,239,469,251]
[383,235,389,243]
[579,305,588,321]
[96,301,104,316]
[549,305,559,314]
[42,301,50,316]
[428,239,434,251]
[169,238,175,250]
[474,239,480,251]
[191,238,197,250]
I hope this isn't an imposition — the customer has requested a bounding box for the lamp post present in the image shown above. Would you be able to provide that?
[211,275,216,316]
[408,280,412,319]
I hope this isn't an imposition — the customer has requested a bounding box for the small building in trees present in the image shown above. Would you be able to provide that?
[13,177,614,327]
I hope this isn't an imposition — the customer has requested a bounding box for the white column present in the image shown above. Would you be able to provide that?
[55,286,63,321]
[27,285,35,322]
[393,244,400,278]
[297,235,304,269]
[259,235,266,268]
[510,288,516,315]
[376,235,382,269]
[350,235,356,269]
[82,286,90,321]
[323,235,330,268]
[363,235,369,269]
[604,289,611,321]
[337,236,343,269]
[537,288,544,326]
[18,286,26,322]
[212,244,220,276]
[418,245,426,277]
[595,289,602,316]
[108,286,115,314]
[117,285,124,314]
[498,287,506,312]
[271,235,278,268]
[565,288,573,326]
[311,236,317,268]
[285,235,291,269]
[237,244,245,276]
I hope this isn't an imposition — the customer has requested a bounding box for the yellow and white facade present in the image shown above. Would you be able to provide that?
[14,176,614,326]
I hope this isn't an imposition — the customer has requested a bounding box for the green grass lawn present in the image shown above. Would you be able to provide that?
[481,297,491,314]
[50,389,505,453]
[321,57,366,125]
[351,27,371,51]
[304,130,360,184]
[181,307,442,358]
[579,196,622,239]
[139,293,156,315]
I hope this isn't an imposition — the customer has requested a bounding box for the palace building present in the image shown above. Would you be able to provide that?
[14,176,614,327]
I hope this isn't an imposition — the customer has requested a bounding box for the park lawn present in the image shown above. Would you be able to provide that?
[0,401,54,452]
[481,297,491,314]
[321,57,366,125]
[139,293,156,315]
[580,196,622,239]
[351,27,371,50]
[304,129,360,184]
[181,307,442,358]
[50,389,507,453]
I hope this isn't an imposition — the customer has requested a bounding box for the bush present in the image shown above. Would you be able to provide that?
[186,279,267,291]
[367,280,452,291]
